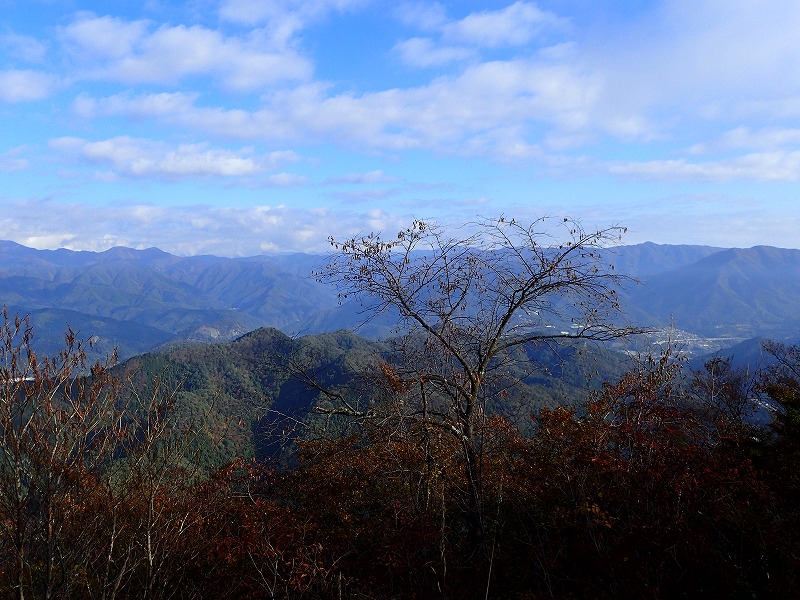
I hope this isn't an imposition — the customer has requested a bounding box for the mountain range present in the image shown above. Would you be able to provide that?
[0,239,798,361]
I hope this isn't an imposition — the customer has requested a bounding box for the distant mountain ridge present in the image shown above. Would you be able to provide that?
[0,241,336,358]
[0,240,797,360]
[620,244,800,338]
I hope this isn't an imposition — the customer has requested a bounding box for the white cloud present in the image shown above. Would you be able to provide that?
[18,233,79,249]
[670,0,800,97]
[583,0,800,127]
[0,70,59,102]
[392,2,570,72]
[218,0,371,51]
[388,1,800,152]
[329,189,398,202]
[442,1,567,48]
[0,147,29,172]
[71,91,200,119]
[220,0,287,27]
[58,14,150,59]
[394,2,447,30]
[29,0,800,188]
[73,58,601,158]
[609,150,800,182]
[690,127,800,154]
[1,33,49,63]
[614,193,800,249]
[0,199,412,255]
[3,192,797,256]
[731,96,800,121]
[265,173,308,186]
[395,2,567,50]
[57,14,311,90]
[325,170,398,184]
[57,2,800,168]
[394,37,473,68]
[220,0,370,26]
[49,136,300,180]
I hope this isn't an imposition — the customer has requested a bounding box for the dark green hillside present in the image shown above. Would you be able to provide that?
[118,327,631,468]
[118,327,387,468]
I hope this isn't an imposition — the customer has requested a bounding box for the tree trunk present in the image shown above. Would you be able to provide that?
[462,429,484,549]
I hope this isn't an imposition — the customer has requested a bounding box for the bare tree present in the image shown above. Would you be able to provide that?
[691,356,756,436]
[317,216,641,546]
[0,309,218,600]
[0,309,126,600]
[760,340,800,442]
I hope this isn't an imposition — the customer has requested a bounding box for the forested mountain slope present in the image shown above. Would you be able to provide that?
[117,326,631,467]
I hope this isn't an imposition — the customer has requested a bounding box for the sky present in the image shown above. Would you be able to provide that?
[1,0,799,256]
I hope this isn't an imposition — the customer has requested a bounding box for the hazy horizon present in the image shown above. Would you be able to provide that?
[3,235,794,260]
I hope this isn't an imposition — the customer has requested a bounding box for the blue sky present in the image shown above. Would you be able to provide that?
[1,0,799,255]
